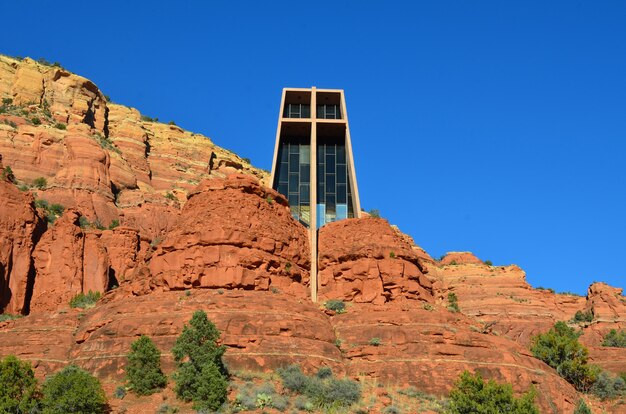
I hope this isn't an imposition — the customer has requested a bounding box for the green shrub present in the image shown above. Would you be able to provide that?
[1,166,15,183]
[41,365,106,413]
[590,371,626,400]
[324,299,346,314]
[108,219,120,230]
[447,371,539,414]
[69,290,101,308]
[242,157,251,164]
[54,123,66,130]
[2,98,12,105]
[33,176,47,189]
[78,216,90,228]
[278,364,361,409]
[140,115,156,122]
[573,399,592,414]
[0,313,22,322]
[369,337,381,346]
[126,336,167,395]
[447,292,460,313]
[530,321,599,391]
[168,121,177,126]
[572,310,594,323]
[0,355,40,414]
[165,191,176,201]
[602,329,626,347]
[383,406,400,414]
[114,385,126,399]
[31,117,41,125]
[316,366,332,379]
[368,209,381,218]
[172,310,228,411]
[484,260,493,266]
[278,365,309,394]
[389,251,396,259]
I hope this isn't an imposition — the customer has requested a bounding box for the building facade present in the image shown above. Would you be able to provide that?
[270,87,361,300]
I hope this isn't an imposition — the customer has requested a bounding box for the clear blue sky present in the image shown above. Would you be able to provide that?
[3,1,625,294]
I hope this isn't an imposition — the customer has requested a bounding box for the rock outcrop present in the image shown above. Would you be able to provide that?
[0,290,579,413]
[146,174,310,297]
[318,218,435,304]
[0,155,45,314]
[0,55,267,242]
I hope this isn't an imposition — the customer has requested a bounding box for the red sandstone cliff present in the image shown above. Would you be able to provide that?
[1,55,625,413]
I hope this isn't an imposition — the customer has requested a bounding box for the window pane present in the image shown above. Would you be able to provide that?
[337,164,346,183]
[278,183,288,196]
[326,195,336,213]
[300,184,310,203]
[326,145,336,156]
[326,174,335,191]
[288,194,299,206]
[302,105,310,118]
[336,146,346,163]
[279,164,289,181]
[337,184,346,203]
[289,174,299,192]
[326,155,335,173]
[300,164,310,182]
[300,145,310,164]
[289,154,299,172]
[318,145,325,159]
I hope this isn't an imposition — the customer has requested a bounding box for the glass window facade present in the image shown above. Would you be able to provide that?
[275,135,355,228]
[316,137,354,228]
[275,136,311,226]
[316,104,341,119]
[283,104,311,118]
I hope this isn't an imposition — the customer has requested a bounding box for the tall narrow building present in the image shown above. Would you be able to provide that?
[270,87,361,301]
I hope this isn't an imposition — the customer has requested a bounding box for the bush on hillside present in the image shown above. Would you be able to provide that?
[530,321,599,391]
[572,310,594,323]
[33,176,47,189]
[69,290,101,308]
[447,292,460,312]
[590,371,626,400]
[324,299,346,313]
[602,329,626,347]
[126,335,167,395]
[573,399,592,414]
[41,365,107,414]
[172,310,228,411]
[447,371,539,414]
[277,364,361,410]
[0,355,40,414]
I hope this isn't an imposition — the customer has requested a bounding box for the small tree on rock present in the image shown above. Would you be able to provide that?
[531,321,599,391]
[447,371,539,414]
[0,355,40,414]
[172,310,228,411]
[41,365,107,414]
[126,335,167,395]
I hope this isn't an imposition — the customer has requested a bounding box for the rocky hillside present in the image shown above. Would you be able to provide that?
[1,55,625,413]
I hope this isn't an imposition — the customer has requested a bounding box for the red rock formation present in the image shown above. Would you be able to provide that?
[0,155,45,314]
[318,218,434,304]
[439,251,484,266]
[0,55,268,239]
[29,210,148,313]
[146,174,310,297]
[0,290,580,413]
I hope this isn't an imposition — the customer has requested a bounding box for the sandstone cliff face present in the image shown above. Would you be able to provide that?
[2,54,626,413]
[0,154,46,314]
[318,218,435,305]
[0,55,268,313]
[0,290,579,413]
[146,174,310,297]
[0,55,267,235]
